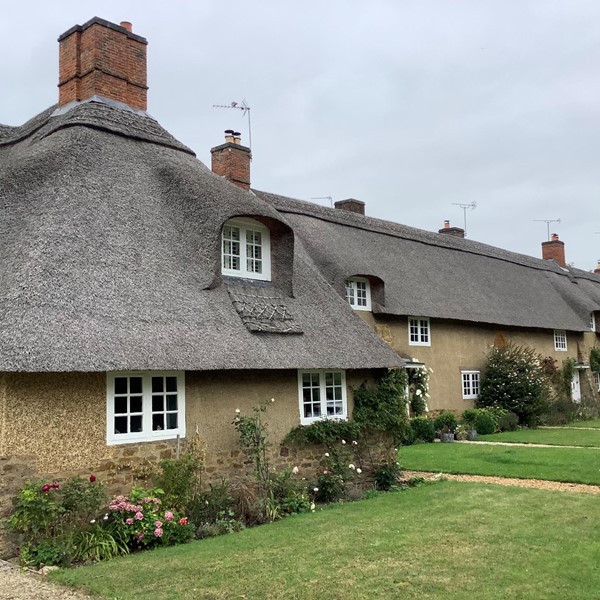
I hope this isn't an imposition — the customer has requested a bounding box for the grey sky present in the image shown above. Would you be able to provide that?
[2,1,599,269]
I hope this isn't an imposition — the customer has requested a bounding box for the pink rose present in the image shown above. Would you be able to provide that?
[154,528,163,537]
[134,511,144,520]
[164,511,174,521]
[41,484,51,493]
[154,521,163,528]
[125,518,134,525]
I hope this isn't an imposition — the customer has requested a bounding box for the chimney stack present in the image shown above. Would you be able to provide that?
[541,233,566,267]
[334,199,365,215]
[594,260,600,276]
[438,220,465,238]
[211,130,251,190]
[58,17,148,110]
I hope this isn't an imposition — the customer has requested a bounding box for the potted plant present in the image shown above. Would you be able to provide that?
[433,412,458,443]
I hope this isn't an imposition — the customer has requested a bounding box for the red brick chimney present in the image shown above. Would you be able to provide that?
[438,220,465,238]
[542,233,566,267]
[594,260,600,275]
[334,199,365,215]
[58,17,148,110]
[210,130,251,190]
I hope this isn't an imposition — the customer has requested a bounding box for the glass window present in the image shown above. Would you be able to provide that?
[409,318,431,346]
[554,330,567,352]
[344,277,372,311]
[462,371,480,400]
[298,370,347,425]
[221,218,271,281]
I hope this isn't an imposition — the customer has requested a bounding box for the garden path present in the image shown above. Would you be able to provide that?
[0,560,92,600]
[456,439,600,449]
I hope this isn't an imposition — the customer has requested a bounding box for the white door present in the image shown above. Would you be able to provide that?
[571,370,581,403]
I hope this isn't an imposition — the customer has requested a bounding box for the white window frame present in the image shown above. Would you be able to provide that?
[408,317,431,347]
[594,371,600,393]
[590,313,596,333]
[106,371,186,445]
[461,370,480,400]
[298,370,348,426]
[554,330,568,352]
[345,277,372,311]
[221,217,271,281]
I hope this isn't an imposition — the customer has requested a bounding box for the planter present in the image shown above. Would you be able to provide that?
[466,430,477,441]
[440,432,455,443]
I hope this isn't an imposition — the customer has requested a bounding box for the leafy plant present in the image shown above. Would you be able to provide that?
[590,347,600,373]
[373,460,402,491]
[433,411,458,433]
[408,367,431,416]
[284,419,361,447]
[410,416,435,443]
[477,343,550,425]
[474,411,496,435]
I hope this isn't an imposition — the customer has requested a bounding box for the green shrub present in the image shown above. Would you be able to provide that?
[153,453,201,513]
[433,411,458,433]
[474,411,496,435]
[284,419,361,447]
[477,343,550,425]
[495,410,519,432]
[373,460,402,491]
[410,417,435,443]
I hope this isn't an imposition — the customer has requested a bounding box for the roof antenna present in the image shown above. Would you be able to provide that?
[452,201,477,236]
[311,196,333,208]
[534,218,561,241]
[213,99,252,153]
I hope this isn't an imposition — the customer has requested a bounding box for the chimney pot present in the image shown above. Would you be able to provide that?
[444,220,450,228]
[58,17,148,110]
[334,199,365,215]
[120,21,133,32]
[438,221,465,238]
[551,233,559,241]
[594,260,600,275]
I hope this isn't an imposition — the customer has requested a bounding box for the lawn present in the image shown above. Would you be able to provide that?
[566,419,600,429]
[399,443,600,484]
[478,427,600,447]
[53,481,600,599]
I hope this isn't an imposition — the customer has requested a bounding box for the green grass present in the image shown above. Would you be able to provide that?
[479,427,600,447]
[400,443,600,484]
[52,482,600,599]
[566,419,600,429]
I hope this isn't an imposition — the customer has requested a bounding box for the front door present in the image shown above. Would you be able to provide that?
[571,370,581,403]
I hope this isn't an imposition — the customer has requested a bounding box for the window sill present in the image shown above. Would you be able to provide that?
[107,431,185,446]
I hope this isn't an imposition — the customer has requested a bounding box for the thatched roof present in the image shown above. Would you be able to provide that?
[256,191,600,332]
[0,100,405,372]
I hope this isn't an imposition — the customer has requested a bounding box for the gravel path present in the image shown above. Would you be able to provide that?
[404,470,600,494]
[0,561,93,600]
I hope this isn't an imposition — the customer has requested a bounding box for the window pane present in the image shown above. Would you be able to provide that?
[333,372,342,385]
[326,387,334,401]
[114,396,127,414]
[152,414,164,431]
[166,395,178,411]
[152,396,164,412]
[166,377,177,392]
[166,413,178,430]
[114,377,127,395]
[302,373,311,386]
[114,416,127,434]
[130,377,142,394]
[130,415,143,433]
[311,373,320,386]
[325,372,333,386]
[152,377,163,393]
[130,396,142,413]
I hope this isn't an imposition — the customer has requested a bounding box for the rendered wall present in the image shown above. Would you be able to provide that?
[360,312,594,412]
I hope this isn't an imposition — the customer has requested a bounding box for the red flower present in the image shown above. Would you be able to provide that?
[41,484,51,493]
[51,482,60,490]
[89,474,97,483]
[179,517,188,526]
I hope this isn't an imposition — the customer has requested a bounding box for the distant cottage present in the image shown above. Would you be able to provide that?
[1,17,600,549]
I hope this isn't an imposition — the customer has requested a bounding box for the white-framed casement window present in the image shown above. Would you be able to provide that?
[590,313,596,333]
[594,371,600,392]
[221,218,271,281]
[554,330,568,352]
[461,370,480,400]
[298,370,348,425]
[106,372,185,444]
[345,277,372,311]
[409,317,431,346]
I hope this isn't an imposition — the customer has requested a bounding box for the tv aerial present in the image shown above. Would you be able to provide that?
[212,99,252,152]
[452,201,477,236]
[311,196,333,207]
[534,218,561,241]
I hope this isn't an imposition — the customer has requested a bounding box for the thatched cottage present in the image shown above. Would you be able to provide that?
[1,16,600,516]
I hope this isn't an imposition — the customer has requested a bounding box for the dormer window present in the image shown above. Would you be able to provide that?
[345,277,372,311]
[222,218,271,281]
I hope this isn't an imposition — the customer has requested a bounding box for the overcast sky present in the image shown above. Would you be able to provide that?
[2,1,599,270]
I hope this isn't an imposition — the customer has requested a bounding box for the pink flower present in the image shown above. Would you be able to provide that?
[143,497,151,504]
[134,511,144,520]
[136,532,145,541]
[126,518,134,525]
[51,482,60,489]
[41,484,51,493]
[179,517,188,526]
[89,474,97,483]
[164,511,174,521]
[152,498,159,504]
[154,521,163,528]
[154,528,163,537]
